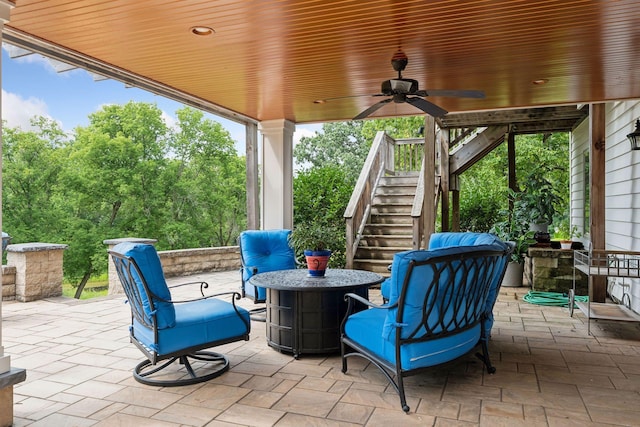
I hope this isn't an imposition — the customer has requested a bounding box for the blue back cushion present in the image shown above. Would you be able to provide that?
[382,244,503,341]
[240,229,296,282]
[112,242,176,329]
[429,232,502,250]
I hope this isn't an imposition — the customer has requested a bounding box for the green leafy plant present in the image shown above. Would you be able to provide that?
[289,222,340,253]
[518,169,562,226]
[553,220,582,241]
[490,191,537,263]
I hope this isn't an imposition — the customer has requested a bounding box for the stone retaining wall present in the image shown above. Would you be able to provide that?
[158,246,241,277]
[1,240,241,300]
[1,266,16,301]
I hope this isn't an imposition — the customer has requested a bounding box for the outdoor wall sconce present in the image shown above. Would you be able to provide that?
[627,119,640,151]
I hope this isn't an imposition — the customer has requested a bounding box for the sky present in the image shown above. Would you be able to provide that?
[1,46,322,154]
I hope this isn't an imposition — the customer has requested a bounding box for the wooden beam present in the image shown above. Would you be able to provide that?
[507,132,516,212]
[423,116,436,246]
[245,122,259,230]
[451,174,460,231]
[589,103,606,302]
[449,125,509,175]
[440,128,450,231]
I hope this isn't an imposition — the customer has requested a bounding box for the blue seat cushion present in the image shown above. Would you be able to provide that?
[240,229,296,301]
[112,242,176,329]
[345,308,481,371]
[132,297,250,356]
[428,232,503,250]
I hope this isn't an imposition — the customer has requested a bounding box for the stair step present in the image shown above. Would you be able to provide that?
[363,224,412,235]
[352,259,392,276]
[360,234,413,247]
[379,176,419,186]
[371,205,413,214]
[375,186,417,196]
[355,246,406,260]
[369,214,412,225]
[372,194,414,205]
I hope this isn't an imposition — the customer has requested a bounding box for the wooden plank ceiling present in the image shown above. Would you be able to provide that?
[4,0,640,125]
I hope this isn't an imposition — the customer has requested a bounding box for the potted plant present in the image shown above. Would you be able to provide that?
[518,169,562,235]
[554,221,582,250]
[289,223,336,277]
[490,201,537,287]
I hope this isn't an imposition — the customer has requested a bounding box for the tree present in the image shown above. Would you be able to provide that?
[293,165,353,268]
[2,117,67,242]
[165,107,246,247]
[294,121,369,182]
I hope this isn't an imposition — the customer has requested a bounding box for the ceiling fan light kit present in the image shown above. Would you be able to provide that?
[351,49,485,120]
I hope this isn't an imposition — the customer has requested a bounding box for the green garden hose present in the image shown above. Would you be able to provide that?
[522,290,588,307]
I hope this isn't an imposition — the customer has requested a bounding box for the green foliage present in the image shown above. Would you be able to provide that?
[289,222,339,252]
[518,167,562,225]
[294,122,369,182]
[490,191,537,263]
[360,116,426,140]
[553,219,582,240]
[293,166,353,268]
[2,103,246,287]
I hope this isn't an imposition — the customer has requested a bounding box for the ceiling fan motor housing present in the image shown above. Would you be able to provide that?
[382,78,419,95]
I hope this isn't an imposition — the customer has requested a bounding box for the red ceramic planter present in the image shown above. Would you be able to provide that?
[304,250,332,277]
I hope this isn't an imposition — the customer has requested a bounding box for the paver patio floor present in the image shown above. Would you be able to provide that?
[4,270,640,426]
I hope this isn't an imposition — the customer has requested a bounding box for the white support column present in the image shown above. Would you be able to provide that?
[0,0,15,375]
[258,119,295,230]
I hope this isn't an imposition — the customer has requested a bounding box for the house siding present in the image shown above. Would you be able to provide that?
[572,101,640,311]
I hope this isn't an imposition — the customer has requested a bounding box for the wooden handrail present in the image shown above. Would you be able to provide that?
[344,131,393,268]
[411,158,425,249]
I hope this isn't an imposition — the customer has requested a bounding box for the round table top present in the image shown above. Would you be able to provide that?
[249,268,384,291]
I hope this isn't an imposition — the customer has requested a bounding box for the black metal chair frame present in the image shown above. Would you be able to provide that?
[110,250,250,387]
[341,248,506,413]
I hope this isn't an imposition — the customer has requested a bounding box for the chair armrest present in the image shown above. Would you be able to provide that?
[343,292,398,315]
[168,281,210,297]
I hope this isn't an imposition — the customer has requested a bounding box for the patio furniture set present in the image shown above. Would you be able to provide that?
[109,231,513,413]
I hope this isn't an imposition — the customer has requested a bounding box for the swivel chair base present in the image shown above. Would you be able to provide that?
[134,351,229,387]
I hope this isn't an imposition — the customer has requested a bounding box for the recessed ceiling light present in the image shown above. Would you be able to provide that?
[532,78,548,85]
[191,26,214,36]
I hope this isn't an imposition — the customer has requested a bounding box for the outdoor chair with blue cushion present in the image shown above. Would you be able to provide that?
[341,242,511,413]
[380,232,513,338]
[239,229,297,319]
[109,242,251,387]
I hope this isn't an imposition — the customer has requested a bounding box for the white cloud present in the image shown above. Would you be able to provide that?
[294,124,322,146]
[1,89,53,131]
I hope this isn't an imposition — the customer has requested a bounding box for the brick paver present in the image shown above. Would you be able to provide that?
[4,271,640,426]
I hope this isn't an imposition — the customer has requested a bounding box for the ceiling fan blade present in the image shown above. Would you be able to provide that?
[422,89,485,99]
[353,98,393,120]
[406,96,448,117]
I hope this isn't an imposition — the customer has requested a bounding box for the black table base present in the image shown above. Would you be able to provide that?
[265,286,368,358]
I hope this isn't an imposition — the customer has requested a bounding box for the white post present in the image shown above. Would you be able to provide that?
[258,119,295,230]
[0,0,15,375]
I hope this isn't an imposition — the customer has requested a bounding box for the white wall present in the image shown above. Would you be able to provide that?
[572,101,640,310]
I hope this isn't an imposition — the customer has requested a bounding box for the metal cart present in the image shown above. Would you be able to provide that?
[569,250,640,334]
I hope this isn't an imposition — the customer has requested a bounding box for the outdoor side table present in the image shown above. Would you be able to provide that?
[249,268,384,358]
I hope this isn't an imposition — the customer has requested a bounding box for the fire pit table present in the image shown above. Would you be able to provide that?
[249,268,383,358]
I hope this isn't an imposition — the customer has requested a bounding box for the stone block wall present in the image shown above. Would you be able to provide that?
[525,247,588,295]
[159,246,241,277]
[1,266,16,301]
[6,243,68,302]
[104,237,241,294]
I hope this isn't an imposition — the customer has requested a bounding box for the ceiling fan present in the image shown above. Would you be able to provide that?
[351,49,485,120]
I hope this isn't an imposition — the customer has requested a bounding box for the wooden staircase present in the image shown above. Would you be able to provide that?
[352,174,419,275]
